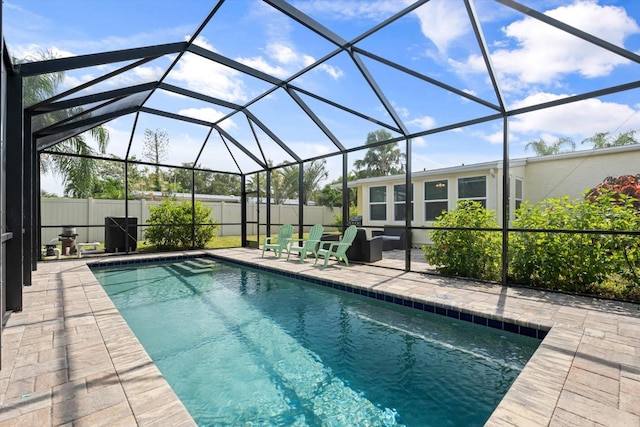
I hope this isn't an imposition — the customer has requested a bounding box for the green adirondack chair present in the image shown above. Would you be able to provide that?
[315,225,358,267]
[261,224,294,258]
[287,224,324,262]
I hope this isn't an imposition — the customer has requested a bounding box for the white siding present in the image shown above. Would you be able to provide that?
[525,149,640,203]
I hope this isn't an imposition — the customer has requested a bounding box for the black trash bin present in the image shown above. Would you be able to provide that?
[104,217,138,252]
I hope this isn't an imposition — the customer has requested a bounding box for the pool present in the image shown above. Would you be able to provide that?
[92,257,540,426]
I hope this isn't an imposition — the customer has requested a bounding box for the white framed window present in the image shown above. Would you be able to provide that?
[369,186,387,221]
[424,180,448,221]
[393,184,413,221]
[458,176,486,208]
[515,178,523,212]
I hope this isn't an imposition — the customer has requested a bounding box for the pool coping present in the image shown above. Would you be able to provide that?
[2,248,639,426]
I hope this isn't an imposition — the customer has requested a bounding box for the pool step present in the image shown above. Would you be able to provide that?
[169,258,217,275]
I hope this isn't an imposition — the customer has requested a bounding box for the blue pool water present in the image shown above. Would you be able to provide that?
[92,257,539,426]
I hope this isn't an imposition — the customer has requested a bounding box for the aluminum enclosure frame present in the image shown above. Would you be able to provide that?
[2,0,640,304]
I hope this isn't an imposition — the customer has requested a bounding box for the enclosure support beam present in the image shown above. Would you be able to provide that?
[266,171,271,235]
[23,112,33,283]
[18,42,189,76]
[241,175,247,247]
[342,153,348,231]
[36,151,42,262]
[191,169,196,249]
[501,117,510,285]
[6,72,23,311]
[124,162,130,254]
[298,164,304,241]
[405,137,412,272]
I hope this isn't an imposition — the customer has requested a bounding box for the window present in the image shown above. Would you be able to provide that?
[393,184,413,221]
[515,178,523,212]
[369,186,386,221]
[424,180,448,221]
[458,176,486,208]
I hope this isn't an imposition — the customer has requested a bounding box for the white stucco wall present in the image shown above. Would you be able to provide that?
[352,145,640,248]
[524,145,640,203]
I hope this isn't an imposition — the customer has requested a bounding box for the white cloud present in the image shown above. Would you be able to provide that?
[474,92,640,145]
[293,0,408,22]
[178,108,237,131]
[393,103,410,119]
[453,1,640,88]
[412,0,470,52]
[267,43,298,64]
[238,56,290,78]
[170,38,248,103]
[134,65,165,81]
[509,92,640,139]
[316,63,343,80]
[480,131,506,145]
[236,41,343,80]
[407,115,436,130]
[411,136,427,147]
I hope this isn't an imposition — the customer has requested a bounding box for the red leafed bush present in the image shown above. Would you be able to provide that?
[586,174,640,209]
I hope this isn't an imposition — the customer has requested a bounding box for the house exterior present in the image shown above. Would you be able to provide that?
[348,145,640,247]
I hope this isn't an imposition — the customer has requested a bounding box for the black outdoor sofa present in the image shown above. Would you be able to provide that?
[372,226,408,251]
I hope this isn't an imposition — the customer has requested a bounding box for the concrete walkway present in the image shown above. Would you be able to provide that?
[1,248,639,426]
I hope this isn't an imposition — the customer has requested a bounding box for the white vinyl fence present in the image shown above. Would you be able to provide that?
[40,198,339,244]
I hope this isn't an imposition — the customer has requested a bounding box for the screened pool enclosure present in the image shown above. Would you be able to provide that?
[3,0,640,317]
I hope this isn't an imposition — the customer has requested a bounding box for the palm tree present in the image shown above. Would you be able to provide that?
[353,129,405,178]
[18,51,109,197]
[524,137,575,156]
[279,160,329,205]
[582,130,637,149]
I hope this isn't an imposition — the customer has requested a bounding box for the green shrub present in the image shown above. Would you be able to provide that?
[423,200,502,281]
[145,199,218,250]
[422,191,640,301]
[510,190,640,294]
[332,204,358,231]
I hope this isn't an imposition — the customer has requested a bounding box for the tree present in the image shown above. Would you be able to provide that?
[353,129,405,178]
[168,164,241,196]
[582,130,637,149]
[524,137,575,156]
[244,160,284,203]
[316,183,343,208]
[278,160,329,205]
[207,173,241,196]
[526,131,638,157]
[142,128,170,191]
[91,156,144,200]
[19,51,110,197]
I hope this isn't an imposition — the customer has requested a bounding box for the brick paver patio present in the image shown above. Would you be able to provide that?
[1,248,639,426]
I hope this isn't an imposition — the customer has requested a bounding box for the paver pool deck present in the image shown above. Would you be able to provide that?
[1,247,639,426]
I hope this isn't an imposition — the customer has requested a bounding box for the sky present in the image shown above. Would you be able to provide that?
[4,0,640,195]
